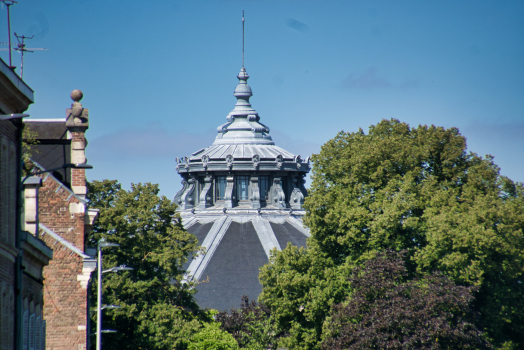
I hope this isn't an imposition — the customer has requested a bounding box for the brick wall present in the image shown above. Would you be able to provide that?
[39,175,88,350]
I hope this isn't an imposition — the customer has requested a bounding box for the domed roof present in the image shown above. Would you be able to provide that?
[176,66,310,174]
[213,66,274,146]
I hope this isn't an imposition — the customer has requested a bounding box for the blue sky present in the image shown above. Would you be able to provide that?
[6,0,524,198]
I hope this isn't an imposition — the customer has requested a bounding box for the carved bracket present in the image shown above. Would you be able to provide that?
[199,176,214,209]
[173,180,188,207]
[272,177,286,209]
[290,176,305,210]
[181,178,196,209]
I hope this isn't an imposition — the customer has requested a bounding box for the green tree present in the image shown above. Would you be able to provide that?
[259,119,524,349]
[216,296,279,350]
[87,180,207,350]
[322,250,490,349]
[189,312,240,350]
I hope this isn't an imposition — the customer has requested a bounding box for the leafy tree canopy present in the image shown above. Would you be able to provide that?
[322,250,490,349]
[87,180,207,350]
[216,296,280,350]
[259,119,524,349]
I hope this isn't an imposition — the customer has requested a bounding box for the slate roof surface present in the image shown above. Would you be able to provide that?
[25,120,71,187]
[26,120,68,140]
[270,221,308,250]
[181,213,310,311]
[193,221,267,311]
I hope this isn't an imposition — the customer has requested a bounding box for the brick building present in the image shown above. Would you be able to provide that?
[24,90,98,350]
[0,57,53,350]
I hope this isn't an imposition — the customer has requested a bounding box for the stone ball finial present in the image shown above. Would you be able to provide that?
[70,89,83,102]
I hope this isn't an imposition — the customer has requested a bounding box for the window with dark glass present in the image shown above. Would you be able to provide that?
[236,176,249,200]
[216,176,227,200]
[281,177,289,200]
[259,176,269,201]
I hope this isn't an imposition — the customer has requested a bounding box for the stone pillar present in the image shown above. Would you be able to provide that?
[250,175,261,209]
[23,176,42,236]
[65,90,89,199]
[224,175,235,209]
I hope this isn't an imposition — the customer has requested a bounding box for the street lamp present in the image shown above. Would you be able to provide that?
[96,239,133,350]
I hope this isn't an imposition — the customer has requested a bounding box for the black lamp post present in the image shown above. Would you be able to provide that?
[96,239,133,350]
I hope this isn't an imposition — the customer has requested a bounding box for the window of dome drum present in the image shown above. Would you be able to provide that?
[259,176,269,201]
[236,176,249,201]
[216,176,227,201]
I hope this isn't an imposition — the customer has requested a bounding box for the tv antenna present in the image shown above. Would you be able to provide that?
[0,33,48,79]
[0,0,17,67]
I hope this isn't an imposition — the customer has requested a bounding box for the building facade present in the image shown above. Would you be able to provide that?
[24,90,98,350]
[175,66,311,310]
[0,57,53,350]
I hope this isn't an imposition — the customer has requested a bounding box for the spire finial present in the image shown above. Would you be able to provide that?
[242,10,245,67]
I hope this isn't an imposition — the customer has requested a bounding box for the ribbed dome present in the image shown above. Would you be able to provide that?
[213,67,274,145]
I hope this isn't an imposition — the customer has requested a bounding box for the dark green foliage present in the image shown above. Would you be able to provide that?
[87,180,207,350]
[322,250,491,350]
[259,119,524,349]
[216,296,279,350]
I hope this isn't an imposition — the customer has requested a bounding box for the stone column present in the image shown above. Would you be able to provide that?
[23,176,42,236]
[224,175,235,209]
[250,175,261,209]
[65,90,89,199]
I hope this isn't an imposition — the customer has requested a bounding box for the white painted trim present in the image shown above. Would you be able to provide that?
[286,216,311,237]
[39,224,90,259]
[252,216,281,259]
[24,118,66,122]
[185,216,232,282]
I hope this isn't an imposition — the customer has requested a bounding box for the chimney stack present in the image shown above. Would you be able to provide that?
[65,89,89,199]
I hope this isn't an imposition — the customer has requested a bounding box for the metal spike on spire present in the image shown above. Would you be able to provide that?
[242,10,245,67]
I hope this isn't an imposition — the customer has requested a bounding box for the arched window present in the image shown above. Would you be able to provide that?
[0,136,8,243]
[8,290,14,350]
[35,316,41,350]
[40,321,46,350]
[0,282,5,350]
[29,313,35,350]
[8,142,16,245]
[22,309,29,350]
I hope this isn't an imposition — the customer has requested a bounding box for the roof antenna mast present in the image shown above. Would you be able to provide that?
[14,33,48,79]
[242,10,245,67]
[1,0,17,68]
